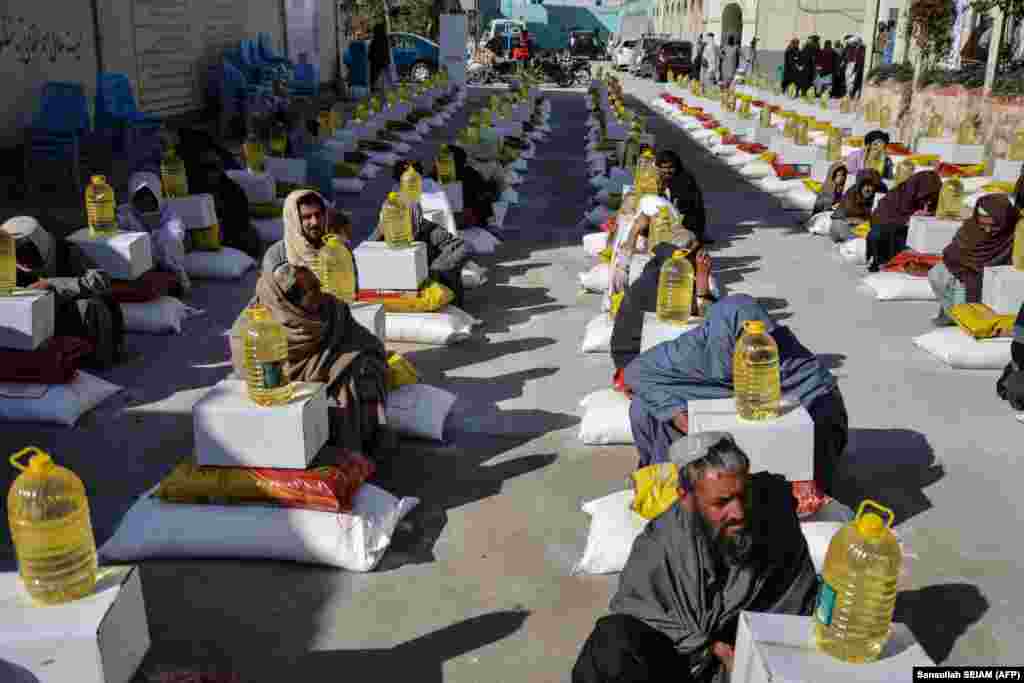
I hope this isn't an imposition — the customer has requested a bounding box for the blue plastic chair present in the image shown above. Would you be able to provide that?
[24,81,91,196]
[290,62,320,98]
[258,32,291,68]
[94,73,162,154]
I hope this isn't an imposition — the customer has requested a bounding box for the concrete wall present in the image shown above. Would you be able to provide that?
[0,0,290,147]
[0,2,100,146]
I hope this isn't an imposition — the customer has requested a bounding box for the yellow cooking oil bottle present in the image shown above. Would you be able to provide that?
[0,228,15,295]
[436,144,456,184]
[656,249,694,325]
[733,320,781,420]
[794,117,810,146]
[160,145,189,198]
[815,500,902,663]
[878,103,892,130]
[244,304,293,406]
[400,164,423,206]
[8,446,98,605]
[894,159,915,187]
[826,127,843,162]
[634,149,660,196]
[380,191,413,248]
[648,206,676,250]
[315,234,356,303]
[85,175,117,237]
[244,131,266,173]
[936,178,964,219]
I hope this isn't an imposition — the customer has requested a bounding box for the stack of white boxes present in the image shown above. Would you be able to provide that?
[917,138,986,165]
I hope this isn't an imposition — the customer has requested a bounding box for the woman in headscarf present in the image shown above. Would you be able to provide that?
[190,148,264,260]
[867,170,943,271]
[800,36,819,95]
[844,129,892,179]
[828,168,884,242]
[116,171,190,297]
[845,36,865,98]
[611,228,715,380]
[832,37,848,98]
[245,189,393,453]
[1,217,124,368]
[232,261,391,456]
[930,194,1020,326]
[810,162,849,216]
[369,22,392,92]
[782,39,801,94]
[623,294,848,495]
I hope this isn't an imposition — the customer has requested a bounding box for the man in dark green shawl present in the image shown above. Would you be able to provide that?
[573,432,819,683]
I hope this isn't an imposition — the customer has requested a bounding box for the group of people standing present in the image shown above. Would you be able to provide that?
[690,34,757,89]
[783,35,866,99]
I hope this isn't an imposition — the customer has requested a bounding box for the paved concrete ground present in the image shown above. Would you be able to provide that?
[0,76,1018,680]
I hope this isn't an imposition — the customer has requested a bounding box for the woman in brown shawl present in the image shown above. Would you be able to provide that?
[930,194,1020,326]
[828,168,883,242]
[243,189,393,456]
[867,170,943,271]
[811,162,848,216]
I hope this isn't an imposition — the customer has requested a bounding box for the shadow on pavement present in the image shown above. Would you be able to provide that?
[895,583,989,664]
[833,428,943,524]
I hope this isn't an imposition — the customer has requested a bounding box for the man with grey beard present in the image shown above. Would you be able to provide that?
[572,433,819,683]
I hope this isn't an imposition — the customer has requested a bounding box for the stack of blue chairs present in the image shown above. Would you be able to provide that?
[257,33,292,78]
[94,72,162,159]
[24,81,91,195]
[290,62,320,99]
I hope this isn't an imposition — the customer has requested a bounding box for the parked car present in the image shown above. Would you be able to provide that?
[654,41,693,82]
[613,40,639,70]
[390,32,439,82]
[568,31,603,60]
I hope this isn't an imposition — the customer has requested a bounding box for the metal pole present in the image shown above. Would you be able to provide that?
[90,0,104,76]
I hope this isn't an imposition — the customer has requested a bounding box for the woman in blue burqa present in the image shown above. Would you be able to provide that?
[623,294,848,495]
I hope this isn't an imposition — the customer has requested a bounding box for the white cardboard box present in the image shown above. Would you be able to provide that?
[906,215,961,254]
[778,142,826,166]
[750,125,777,146]
[0,291,55,351]
[994,158,1024,183]
[0,566,149,683]
[733,612,934,683]
[917,139,985,166]
[982,265,1024,315]
[193,379,329,469]
[640,312,699,352]
[688,397,814,481]
[66,230,153,281]
[350,302,385,341]
[354,241,428,291]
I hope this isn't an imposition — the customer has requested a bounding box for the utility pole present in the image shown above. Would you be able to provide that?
[984,7,1005,94]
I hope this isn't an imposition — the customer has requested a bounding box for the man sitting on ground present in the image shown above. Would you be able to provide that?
[572,432,818,683]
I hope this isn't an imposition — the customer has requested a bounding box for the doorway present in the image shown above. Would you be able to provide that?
[721,2,742,48]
